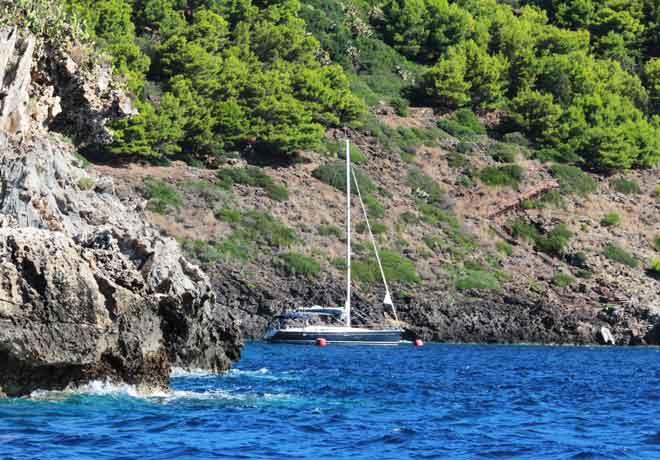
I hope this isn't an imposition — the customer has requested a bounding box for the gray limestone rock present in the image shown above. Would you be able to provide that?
[0,28,241,396]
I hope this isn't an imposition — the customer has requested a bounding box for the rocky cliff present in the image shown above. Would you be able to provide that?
[0,27,241,397]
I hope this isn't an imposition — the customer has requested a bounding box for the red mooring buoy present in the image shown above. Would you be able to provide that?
[316,337,328,347]
[414,339,424,347]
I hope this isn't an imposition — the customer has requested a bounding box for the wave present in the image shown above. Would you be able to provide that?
[29,380,171,400]
[227,367,269,377]
[170,367,218,378]
[170,367,272,379]
[27,380,293,405]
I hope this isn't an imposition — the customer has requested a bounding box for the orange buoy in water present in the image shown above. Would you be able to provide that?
[316,338,327,347]
[414,339,424,347]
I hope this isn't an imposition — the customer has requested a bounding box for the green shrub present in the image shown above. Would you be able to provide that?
[502,132,530,147]
[600,212,621,227]
[509,220,571,256]
[521,199,536,209]
[143,178,182,214]
[331,257,347,271]
[321,140,368,165]
[603,244,638,268]
[455,267,500,291]
[400,211,419,224]
[438,109,486,138]
[238,211,296,248]
[407,167,447,205]
[496,241,513,256]
[509,219,540,242]
[418,203,460,228]
[181,238,251,264]
[215,207,242,223]
[445,152,471,169]
[456,175,474,188]
[277,253,321,278]
[371,222,387,234]
[364,195,385,219]
[268,184,290,202]
[363,116,445,159]
[550,164,597,196]
[610,178,641,195]
[423,235,445,251]
[654,235,660,251]
[355,221,387,235]
[182,179,228,203]
[216,166,289,202]
[575,269,593,279]
[352,250,419,284]
[390,97,409,116]
[648,258,660,277]
[479,165,524,187]
[312,162,375,195]
[536,190,565,208]
[455,141,476,154]
[654,185,660,198]
[569,252,588,268]
[489,143,518,163]
[78,177,94,191]
[218,209,296,249]
[318,225,343,238]
[552,272,576,288]
[534,224,572,256]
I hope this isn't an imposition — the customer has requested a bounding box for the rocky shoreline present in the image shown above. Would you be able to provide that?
[0,27,241,397]
[209,267,660,346]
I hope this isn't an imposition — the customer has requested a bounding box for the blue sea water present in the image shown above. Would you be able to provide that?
[1,343,659,459]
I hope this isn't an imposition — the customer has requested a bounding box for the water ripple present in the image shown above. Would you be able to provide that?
[1,343,659,459]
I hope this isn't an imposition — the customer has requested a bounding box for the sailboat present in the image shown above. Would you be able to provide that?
[264,139,403,345]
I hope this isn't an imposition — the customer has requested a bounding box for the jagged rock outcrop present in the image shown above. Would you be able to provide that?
[0,27,241,396]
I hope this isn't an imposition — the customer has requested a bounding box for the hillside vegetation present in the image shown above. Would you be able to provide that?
[6,0,659,171]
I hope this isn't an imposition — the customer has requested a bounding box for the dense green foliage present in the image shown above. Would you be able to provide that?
[63,0,365,159]
[19,0,659,172]
[437,109,486,137]
[376,0,660,170]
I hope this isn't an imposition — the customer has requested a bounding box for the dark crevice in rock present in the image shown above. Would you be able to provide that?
[95,275,118,321]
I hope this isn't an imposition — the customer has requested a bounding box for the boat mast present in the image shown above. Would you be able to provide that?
[345,137,351,327]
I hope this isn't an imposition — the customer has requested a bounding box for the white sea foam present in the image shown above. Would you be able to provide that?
[227,367,269,377]
[27,379,293,404]
[170,367,218,378]
[29,380,170,400]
